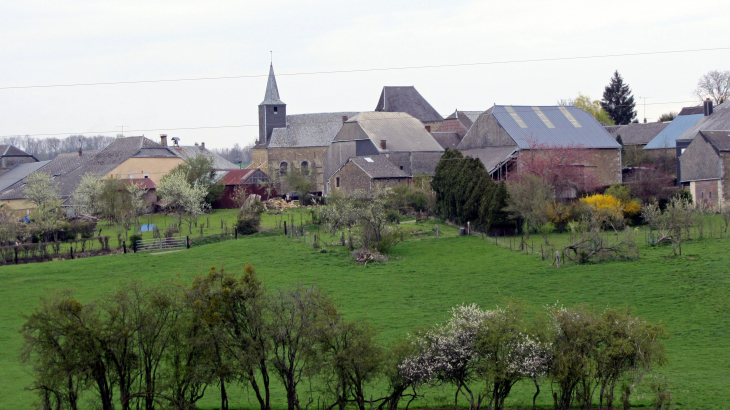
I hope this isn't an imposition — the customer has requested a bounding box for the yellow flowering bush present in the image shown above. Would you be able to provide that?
[580,194,641,219]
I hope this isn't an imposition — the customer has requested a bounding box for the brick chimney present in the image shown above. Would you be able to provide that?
[380,140,387,150]
[160,134,168,147]
[78,147,82,157]
[201,142,205,150]
[342,115,348,123]
[704,98,713,116]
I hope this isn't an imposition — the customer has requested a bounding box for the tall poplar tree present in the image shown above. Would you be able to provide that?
[601,71,637,125]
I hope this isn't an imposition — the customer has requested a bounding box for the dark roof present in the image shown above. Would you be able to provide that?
[445,110,483,125]
[431,132,462,149]
[0,151,99,199]
[348,156,409,179]
[0,161,50,192]
[133,147,179,158]
[644,114,704,149]
[338,112,444,152]
[460,105,620,150]
[260,64,284,105]
[679,106,704,115]
[0,145,35,158]
[375,86,444,123]
[462,147,518,173]
[269,112,359,148]
[675,100,730,142]
[608,122,669,146]
[698,130,730,151]
[171,146,239,169]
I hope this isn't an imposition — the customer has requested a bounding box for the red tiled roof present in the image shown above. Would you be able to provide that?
[219,169,256,186]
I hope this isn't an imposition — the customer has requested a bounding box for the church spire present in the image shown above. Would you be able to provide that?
[261,64,284,105]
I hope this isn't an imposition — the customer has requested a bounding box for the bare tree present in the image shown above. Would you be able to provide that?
[696,70,730,105]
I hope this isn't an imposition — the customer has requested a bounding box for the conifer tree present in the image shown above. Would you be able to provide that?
[601,71,637,125]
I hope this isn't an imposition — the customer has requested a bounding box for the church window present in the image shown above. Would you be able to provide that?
[279,161,288,176]
[301,161,309,175]
[336,177,340,187]
[274,107,278,114]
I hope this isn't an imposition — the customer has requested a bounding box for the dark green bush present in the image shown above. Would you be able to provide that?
[236,215,261,235]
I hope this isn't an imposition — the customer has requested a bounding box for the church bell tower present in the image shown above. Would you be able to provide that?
[258,64,287,145]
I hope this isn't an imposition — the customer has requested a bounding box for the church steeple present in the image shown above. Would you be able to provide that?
[261,64,284,105]
[258,64,287,145]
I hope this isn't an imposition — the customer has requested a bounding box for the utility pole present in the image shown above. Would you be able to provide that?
[117,125,127,138]
[639,97,649,123]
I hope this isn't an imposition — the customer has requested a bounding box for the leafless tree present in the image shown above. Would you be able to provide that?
[695,70,730,105]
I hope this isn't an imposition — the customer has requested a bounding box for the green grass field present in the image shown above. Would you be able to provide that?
[0,212,729,409]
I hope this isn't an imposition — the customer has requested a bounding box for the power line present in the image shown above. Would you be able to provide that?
[1,47,729,91]
[0,99,701,139]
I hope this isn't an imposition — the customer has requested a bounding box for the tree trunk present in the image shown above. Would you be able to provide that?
[220,376,228,410]
[531,377,540,410]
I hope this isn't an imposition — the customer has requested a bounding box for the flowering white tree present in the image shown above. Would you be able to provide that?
[73,173,104,216]
[157,171,209,233]
[505,335,552,410]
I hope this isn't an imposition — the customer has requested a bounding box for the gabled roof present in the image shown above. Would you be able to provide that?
[462,147,518,173]
[674,100,730,143]
[696,130,730,152]
[644,114,704,149]
[120,178,157,190]
[0,151,99,199]
[260,64,284,105]
[337,112,444,153]
[608,122,669,146]
[269,112,359,148]
[444,110,483,125]
[460,105,620,150]
[0,145,36,159]
[431,132,462,150]
[679,106,704,116]
[217,168,256,185]
[346,156,409,179]
[133,147,179,158]
[171,146,239,169]
[0,161,50,192]
[375,86,444,124]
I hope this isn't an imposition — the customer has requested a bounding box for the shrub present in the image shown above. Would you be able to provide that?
[129,234,142,245]
[236,214,261,235]
[385,210,400,224]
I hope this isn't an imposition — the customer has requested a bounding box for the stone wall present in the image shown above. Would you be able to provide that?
[587,148,622,187]
[267,146,329,193]
[690,179,720,208]
[329,160,372,194]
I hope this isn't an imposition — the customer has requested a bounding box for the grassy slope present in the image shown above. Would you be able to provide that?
[0,220,729,409]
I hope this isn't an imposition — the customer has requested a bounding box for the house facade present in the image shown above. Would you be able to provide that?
[329,156,410,194]
[431,110,483,149]
[679,130,730,208]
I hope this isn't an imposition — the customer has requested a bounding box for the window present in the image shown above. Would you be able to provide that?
[301,161,309,175]
[144,174,149,179]
[400,165,404,170]
[273,106,278,114]
[336,177,340,187]
[279,161,288,176]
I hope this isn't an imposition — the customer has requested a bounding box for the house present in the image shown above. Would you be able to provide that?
[211,168,271,209]
[457,105,622,187]
[322,111,444,193]
[678,130,730,208]
[606,122,669,148]
[375,86,444,132]
[329,156,410,194]
[0,160,51,192]
[0,145,38,174]
[0,137,183,214]
[431,110,483,149]
[643,105,706,180]
[119,178,158,208]
[250,64,357,193]
[164,136,239,170]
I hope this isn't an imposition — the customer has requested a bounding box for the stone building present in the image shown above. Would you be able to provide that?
[430,110,483,149]
[329,156,410,194]
[679,130,730,208]
[323,111,444,193]
[457,105,622,187]
[375,86,444,132]
[250,64,356,193]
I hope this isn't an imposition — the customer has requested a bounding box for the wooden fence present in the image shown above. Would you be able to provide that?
[134,237,188,252]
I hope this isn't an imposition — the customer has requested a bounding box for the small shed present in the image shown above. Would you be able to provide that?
[212,168,271,209]
[329,156,410,194]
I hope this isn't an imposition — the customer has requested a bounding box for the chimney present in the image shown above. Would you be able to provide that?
[201,142,205,150]
[704,98,714,116]
[342,115,348,123]
[425,125,431,132]
[194,142,199,146]
[78,147,82,157]
[380,140,387,150]
[160,134,168,147]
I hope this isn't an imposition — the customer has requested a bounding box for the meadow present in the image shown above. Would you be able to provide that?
[0,211,728,409]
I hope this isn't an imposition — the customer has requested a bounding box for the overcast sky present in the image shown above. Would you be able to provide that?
[1,0,728,149]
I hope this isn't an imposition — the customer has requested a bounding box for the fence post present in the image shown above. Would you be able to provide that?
[207,217,209,228]
[186,236,190,249]
[14,247,18,264]
[123,241,127,254]
[435,224,439,238]
[69,247,73,260]
[133,240,137,253]
[284,221,287,235]
[235,227,238,240]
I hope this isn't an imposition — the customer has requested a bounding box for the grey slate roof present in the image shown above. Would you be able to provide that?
[268,112,359,148]
[0,145,36,159]
[445,110,483,125]
[679,106,704,115]
[340,112,444,152]
[0,161,50,192]
[133,147,180,158]
[461,105,620,150]
[644,114,704,149]
[260,64,284,105]
[696,130,730,151]
[431,132,462,149]
[348,156,409,179]
[674,100,730,143]
[0,151,99,199]
[462,147,518,173]
[375,86,444,124]
[171,146,239,169]
[608,122,669,146]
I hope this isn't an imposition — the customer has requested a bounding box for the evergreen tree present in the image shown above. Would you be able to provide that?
[601,71,637,125]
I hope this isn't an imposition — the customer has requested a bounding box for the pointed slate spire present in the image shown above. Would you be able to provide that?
[261,64,284,105]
